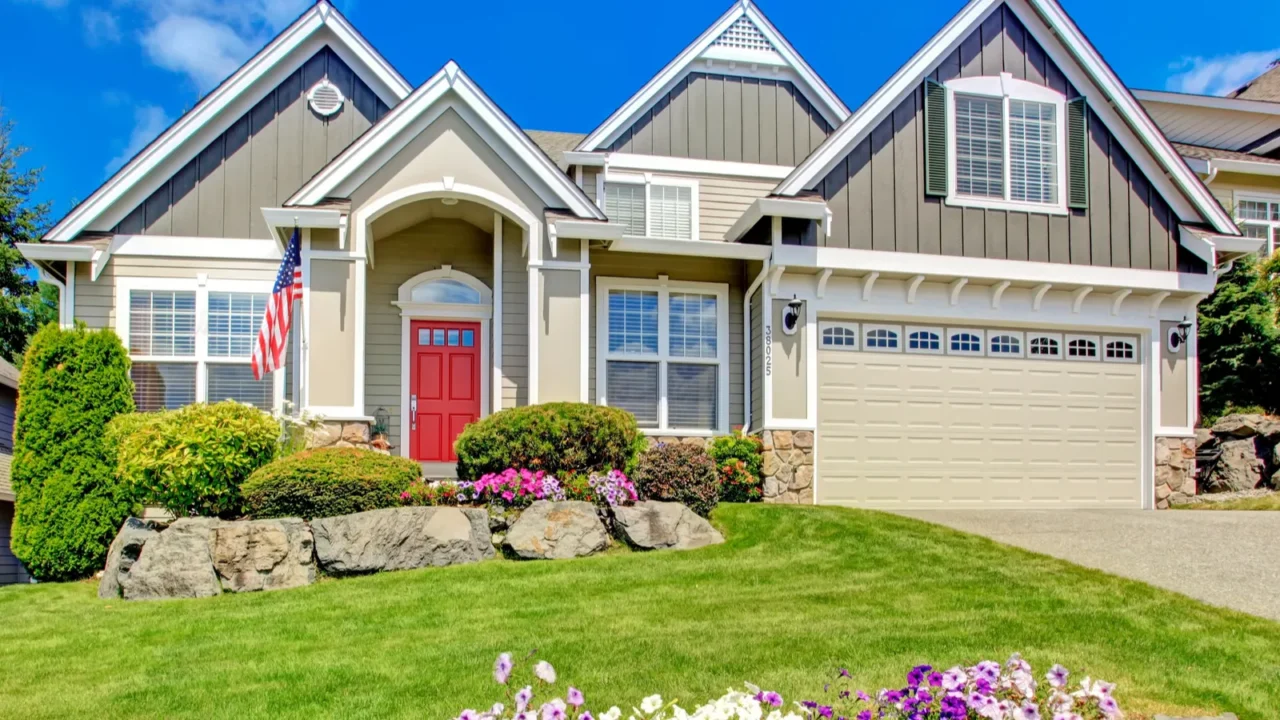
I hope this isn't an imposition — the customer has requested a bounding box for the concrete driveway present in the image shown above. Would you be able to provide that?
[898,509,1280,622]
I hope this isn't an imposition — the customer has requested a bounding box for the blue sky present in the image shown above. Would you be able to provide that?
[4,0,1279,225]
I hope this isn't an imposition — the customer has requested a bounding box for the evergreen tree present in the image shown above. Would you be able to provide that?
[1197,255,1280,420]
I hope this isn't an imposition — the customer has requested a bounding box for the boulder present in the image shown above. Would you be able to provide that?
[1203,438,1265,493]
[1211,413,1280,439]
[504,501,609,560]
[614,501,724,551]
[211,518,315,593]
[123,518,223,601]
[312,506,493,575]
[98,518,161,599]
[1194,427,1216,450]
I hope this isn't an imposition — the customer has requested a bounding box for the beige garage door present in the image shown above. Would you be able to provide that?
[817,324,1143,509]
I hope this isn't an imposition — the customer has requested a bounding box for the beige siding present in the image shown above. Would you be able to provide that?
[582,167,599,204]
[1160,320,1190,428]
[750,288,763,428]
[364,218,493,449]
[1,501,30,585]
[538,269,583,402]
[589,252,746,426]
[770,301,807,420]
[114,47,390,240]
[814,4,1198,273]
[699,175,778,242]
[309,260,357,408]
[1203,172,1280,216]
[501,219,528,409]
[608,74,832,164]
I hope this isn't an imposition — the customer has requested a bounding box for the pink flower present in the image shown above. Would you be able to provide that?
[502,491,515,502]
[515,686,533,713]
[540,699,566,720]
[567,687,584,707]
[494,653,513,684]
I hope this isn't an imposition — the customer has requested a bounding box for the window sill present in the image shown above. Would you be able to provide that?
[944,195,1069,217]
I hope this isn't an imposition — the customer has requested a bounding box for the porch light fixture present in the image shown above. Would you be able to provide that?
[782,296,803,336]
[1167,316,1193,353]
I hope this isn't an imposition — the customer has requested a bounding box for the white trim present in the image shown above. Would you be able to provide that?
[725,196,829,242]
[1232,190,1280,257]
[110,235,283,266]
[289,62,603,220]
[1032,283,1053,311]
[395,266,493,305]
[906,274,926,304]
[550,218,625,242]
[595,276,730,435]
[862,272,880,302]
[492,212,504,414]
[580,238,591,403]
[1109,288,1131,316]
[262,207,343,233]
[396,312,492,460]
[45,3,409,243]
[743,258,770,433]
[948,277,967,306]
[300,229,312,410]
[575,1,849,153]
[607,236,772,260]
[14,243,95,261]
[1071,286,1093,313]
[570,151,795,180]
[1133,88,1280,117]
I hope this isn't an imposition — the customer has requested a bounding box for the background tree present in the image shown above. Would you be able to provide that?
[1197,254,1280,421]
[0,107,59,364]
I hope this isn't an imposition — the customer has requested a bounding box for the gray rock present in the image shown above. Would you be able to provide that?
[1204,438,1266,493]
[1194,427,1216,450]
[211,518,315,593]
[1211,413,1280,439]
[123,518,223,601]
[614,501,725,551]
[98,518,160,599]
[312,507,493,575]
[504,501,609,559]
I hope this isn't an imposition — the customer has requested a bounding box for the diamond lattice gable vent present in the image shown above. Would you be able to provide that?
[308,79,345,117]
[712,17,777,54]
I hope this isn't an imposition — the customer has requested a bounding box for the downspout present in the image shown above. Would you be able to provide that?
[742,254,772,435]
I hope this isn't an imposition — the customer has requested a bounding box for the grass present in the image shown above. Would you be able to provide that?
[1175,493,1280,510]
[2,505,1279,720]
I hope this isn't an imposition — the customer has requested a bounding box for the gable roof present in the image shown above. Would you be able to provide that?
[1229,60,1280,102]
[44,1,412,243]
[574,0,849,153]
[774,0,1239,236]
[287,63,605,220]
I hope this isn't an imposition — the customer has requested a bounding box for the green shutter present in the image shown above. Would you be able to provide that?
[1067,96,1089,210]
[923,78,948,197]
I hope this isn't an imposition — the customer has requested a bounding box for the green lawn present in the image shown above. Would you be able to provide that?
[1175,493,1280,510]
[2,505,1278,720]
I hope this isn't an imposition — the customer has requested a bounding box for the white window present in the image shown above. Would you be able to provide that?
[820,323,858,350]
[946,73,1067,214]
[597,277,727,433]
[1103,337,1137,363]
[1028,333,1062,359]
[906,326,943,354]
[988,332,1023,357]
[602,174,698,241]
[863,324,901,352]
[121,280,282,413]
[947,328,985,355]
[1065,334,1100,361]
[1235,195,1280,257]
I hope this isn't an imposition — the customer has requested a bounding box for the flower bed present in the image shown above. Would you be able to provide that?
[402,469,637,511]
[457,653,1123,720]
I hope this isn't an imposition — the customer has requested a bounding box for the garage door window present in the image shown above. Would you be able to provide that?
[1028,334,1062,358]
[1103,337,1137,362]
[1066,335,1100,360]
[948,329,984,354]
[989,333,1023,356]
[865,326,900,351]
[906,327,942,353]
[821,324,858,349]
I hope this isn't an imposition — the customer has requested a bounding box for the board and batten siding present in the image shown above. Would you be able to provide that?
[364,218,493,450]
[588,252,747,428]
[607,73,832,165]
[113,47,390,241]
[813,4,1199,273]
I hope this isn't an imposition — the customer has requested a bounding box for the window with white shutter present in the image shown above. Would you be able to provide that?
[602,175,698,240]
[604,183,646,237]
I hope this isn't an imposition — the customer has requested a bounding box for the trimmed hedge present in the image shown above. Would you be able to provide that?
[454,402,646,480]
[11,324,137,581]
[110,402,281,518]
[633,442,720,517]
[242,448,422,519]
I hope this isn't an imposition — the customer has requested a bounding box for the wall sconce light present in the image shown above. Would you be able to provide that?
[1167,316,1193,353]
[782,296,803,336]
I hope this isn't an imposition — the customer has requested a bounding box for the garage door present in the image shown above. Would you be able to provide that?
[817,322,1142,509]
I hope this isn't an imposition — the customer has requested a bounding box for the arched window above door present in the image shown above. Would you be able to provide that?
[410,278,482,304]
[394,265,493,319]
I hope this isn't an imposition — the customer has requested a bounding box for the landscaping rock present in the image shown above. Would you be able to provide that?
[98,518,161,599]
[1195,427,1216,449]
[613,501,724,551]
[1203,438,1266,493]
[1211,413,1280,439]
[504,501,609,559]
[312,507,493,575]
[123,518,222,601]
[211,518,314,593]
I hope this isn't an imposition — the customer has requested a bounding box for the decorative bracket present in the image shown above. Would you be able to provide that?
[990,280,1010,310]
[1071,286,1093,314]
[1031,283,1052,311]
[905,275,925,304]
[861,271,879,301]
[1109,288,1131,316]
[948,277,967,306]
[816,268,833,299]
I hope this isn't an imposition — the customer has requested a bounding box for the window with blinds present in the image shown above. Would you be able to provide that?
[1237,198,1280,256]
[604,183,646,236]
[1009,100,1058,204]
[954,94,1004,198]
[131,363,197,412]
[130,290,196,357]
[207,292,272,408]
[648,185,693,240]
[208,364,273,409]
[603,178,696,240]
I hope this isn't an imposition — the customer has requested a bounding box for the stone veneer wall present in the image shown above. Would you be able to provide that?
[305,420,390,454]
[1154,436,1196,509]
[757,430,814,504]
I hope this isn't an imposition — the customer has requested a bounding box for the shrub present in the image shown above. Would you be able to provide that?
[454,403,647,481]
[112,401,281,518]
[632,443,719,516]
[242,448,421,519]
[11,324,137,581]
[707,431,764,502]
[400,480,465,507]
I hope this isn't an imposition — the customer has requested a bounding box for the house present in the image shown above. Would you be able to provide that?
[1136,61,1280,255]
[0,357,31,585]
[16,0,1261,510]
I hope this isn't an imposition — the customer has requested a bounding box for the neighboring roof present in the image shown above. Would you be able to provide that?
[1174,142,1280,167]
[527,131,587,171]
[0,357,17,391]
[774,0,1239,237]
[43,1,412,243]
[575,0,850,153]
[1133,88,1280,117]
[0,452,11,502]
[287,62,606,220]
[1229,61,1280,102]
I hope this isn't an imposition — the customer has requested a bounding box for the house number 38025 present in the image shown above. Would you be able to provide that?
[763,325,772,377]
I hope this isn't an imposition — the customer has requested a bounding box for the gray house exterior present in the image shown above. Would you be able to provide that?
[1,358,30,585]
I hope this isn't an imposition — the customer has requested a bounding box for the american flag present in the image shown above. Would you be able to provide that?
[251,227,303,380]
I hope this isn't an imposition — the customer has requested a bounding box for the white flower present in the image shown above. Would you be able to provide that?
[534,661,557,684]
[641,695,664,714]
[601,708,622,720]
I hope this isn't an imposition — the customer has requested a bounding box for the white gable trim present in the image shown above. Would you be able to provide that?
[288,62,604,220]
[44,2,411,243]
[575,1,849,153]
[774,0,1238,236]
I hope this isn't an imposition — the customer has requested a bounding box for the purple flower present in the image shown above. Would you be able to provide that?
[541,700,566,720]
[880,689,904,705]
[755,691,783,707]
[1016,703,1042,720]
[942,668,967,692]
[801,701,819,709]
[581,713,594,720]
[907,665,933,688]
[567,688,584,707]
[1046,664,1069,689]
[927,672,944,688]
[839,668,852,679]
[857,712,871,720]
[1098,696,1121,717]
[856,691,871,702]
[973,661,1001,684]
[458,711,479,720]
[819,706,834,718]
[534,661,557,684]
[494,653,514,685]
[515,686,533,713]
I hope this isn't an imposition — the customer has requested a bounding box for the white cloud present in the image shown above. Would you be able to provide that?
[82,7,121,46]
[1167,50,1280,96]
[105,105,173,175]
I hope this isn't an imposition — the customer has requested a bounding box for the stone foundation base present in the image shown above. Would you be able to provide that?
[305,421,390,454]
[1155,436,1196,509]
[647,436,712,449]
[757,430,814,504]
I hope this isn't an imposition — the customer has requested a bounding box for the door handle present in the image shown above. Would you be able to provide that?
[410,394,417,431]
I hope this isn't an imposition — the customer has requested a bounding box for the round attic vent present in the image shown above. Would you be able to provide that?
[307,79,345,117]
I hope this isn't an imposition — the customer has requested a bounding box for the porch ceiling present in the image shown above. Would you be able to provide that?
[370,198,497,239]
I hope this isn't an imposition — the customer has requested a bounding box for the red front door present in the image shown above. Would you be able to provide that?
[410,320,481,461]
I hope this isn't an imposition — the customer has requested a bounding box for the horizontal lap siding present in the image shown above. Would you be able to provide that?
[700,176,779,241]
[502,220,528,409]
[113,47,389,241]
[607,74,832,164]
[589,253,746,427]
[0,501,30,585]
[816,4,1187,272]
